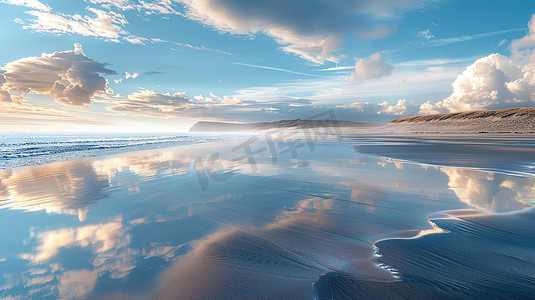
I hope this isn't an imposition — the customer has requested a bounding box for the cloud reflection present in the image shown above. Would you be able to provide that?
[375,158,535,213]
[0,149,196,221]
[441,167,535,213]
[0,160,108,221]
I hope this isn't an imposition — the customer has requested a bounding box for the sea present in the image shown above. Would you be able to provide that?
[0,132,237,169]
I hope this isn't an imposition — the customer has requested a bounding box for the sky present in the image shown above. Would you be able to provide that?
[0,0,534,132]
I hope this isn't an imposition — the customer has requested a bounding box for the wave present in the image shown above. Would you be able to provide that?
[0,133,232,169]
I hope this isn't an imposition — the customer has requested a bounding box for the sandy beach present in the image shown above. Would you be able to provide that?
[2,1,534,298]
[0,132,534,299]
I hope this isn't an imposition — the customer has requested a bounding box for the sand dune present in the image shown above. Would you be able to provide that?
[387,107,535,134]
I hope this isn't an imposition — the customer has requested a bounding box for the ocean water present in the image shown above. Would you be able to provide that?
[0,133,236,169]
[0,135,534,299]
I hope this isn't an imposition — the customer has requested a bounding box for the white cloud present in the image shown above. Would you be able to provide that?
[1,0,50,11]
[125,71,139,79]
[99,88,324,121]
[86,0,133,11]
[234,62,324,77]
[105,90,240,116]
[417,29,434,40]
[0,43,115,107]
[353,52,394,80]
[424,28,525,47]
[341,101,373,111]
[14,3,232,53]
[123,35,148,45]
[95,54,463,122]
[319,65,354,72]
[420,15,535,114]
[419,53,534,114]
[177,0,441,64]
[226,63,459,109]
[25,8,128,41]
[136,0,184,15]
[378,99,407,115]
[87,0,184,15]
[396,57,479,68]
[107,89,191,114]
[512,14,535,49]
[127,89,188,103]
[194,94,213,102]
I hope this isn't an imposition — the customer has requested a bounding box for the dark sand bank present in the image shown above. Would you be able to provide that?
[353,135,535,176]
[314,209,535,299]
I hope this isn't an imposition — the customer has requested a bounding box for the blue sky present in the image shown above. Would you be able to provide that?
[0,0,534,131]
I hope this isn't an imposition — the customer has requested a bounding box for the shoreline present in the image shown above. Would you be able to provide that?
[0,133,245,170]
[4,128,535,171]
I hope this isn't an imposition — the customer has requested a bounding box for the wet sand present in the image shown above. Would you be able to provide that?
[0,134,534,299]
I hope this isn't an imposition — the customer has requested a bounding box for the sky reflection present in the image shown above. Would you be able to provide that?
[0,139,534,299]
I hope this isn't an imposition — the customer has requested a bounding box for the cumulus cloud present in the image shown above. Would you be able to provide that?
[177,0,440,63]
[420,15,535,114]
[378,99,407,115]
[0,43,115,107]
[353,52,394,80]
[419,53,534,114]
